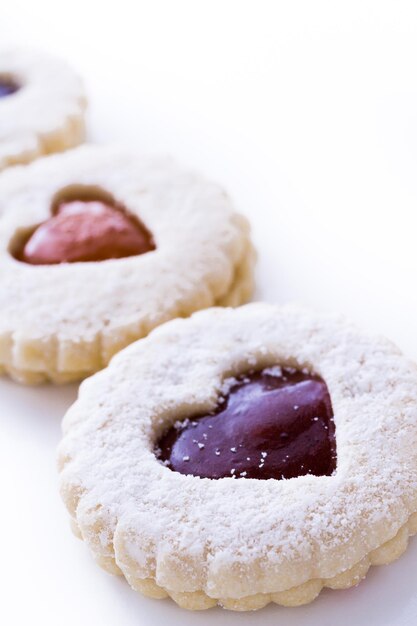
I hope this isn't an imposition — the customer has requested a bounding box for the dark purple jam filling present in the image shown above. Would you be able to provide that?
[157,367,337,480]
[0,79,19,98]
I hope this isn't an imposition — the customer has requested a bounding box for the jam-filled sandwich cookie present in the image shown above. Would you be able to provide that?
[0,48,86,171]
[0,145,254,383]
[58,303,417,611]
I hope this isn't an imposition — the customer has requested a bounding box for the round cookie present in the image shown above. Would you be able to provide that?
[0,48,86,171]
[58,303,417,611]
[0,145,255,383]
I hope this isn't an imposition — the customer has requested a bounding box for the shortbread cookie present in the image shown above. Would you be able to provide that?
[58,303,417,611]
[0,48,86,170]
[0,145,255,383]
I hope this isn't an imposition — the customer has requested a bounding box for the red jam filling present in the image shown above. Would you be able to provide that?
[0,79,19,98]
[157,367,337,480]
[16,200,155,264]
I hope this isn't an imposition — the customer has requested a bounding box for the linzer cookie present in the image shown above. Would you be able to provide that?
[58,303,417,610]
[0,47,86,171]
[0,145,255,383]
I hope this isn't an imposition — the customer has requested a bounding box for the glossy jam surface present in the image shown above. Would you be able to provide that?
[158,367,337,480]
[0,78,19,98]
[17,200,155,264]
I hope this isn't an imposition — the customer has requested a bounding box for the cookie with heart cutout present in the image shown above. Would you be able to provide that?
[57,303,417,611]
[0,144,255,383]
[0,47,86,170]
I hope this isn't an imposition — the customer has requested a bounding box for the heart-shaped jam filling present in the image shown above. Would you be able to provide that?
[16,200,155,264]
[0,78,19,98]
[157,367,336,480]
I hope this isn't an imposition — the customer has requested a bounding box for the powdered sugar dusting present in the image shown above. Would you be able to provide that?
[263,365,283,377]
[0,47,86,171]
[0,144,255,382]
[58,303,417,601]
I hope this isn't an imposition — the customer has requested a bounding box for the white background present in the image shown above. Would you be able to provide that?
[1,2,417,625]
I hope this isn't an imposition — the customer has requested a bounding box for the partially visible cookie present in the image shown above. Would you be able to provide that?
[0,48,86,170]
[0,145,255,383]
[58,303,417,611]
